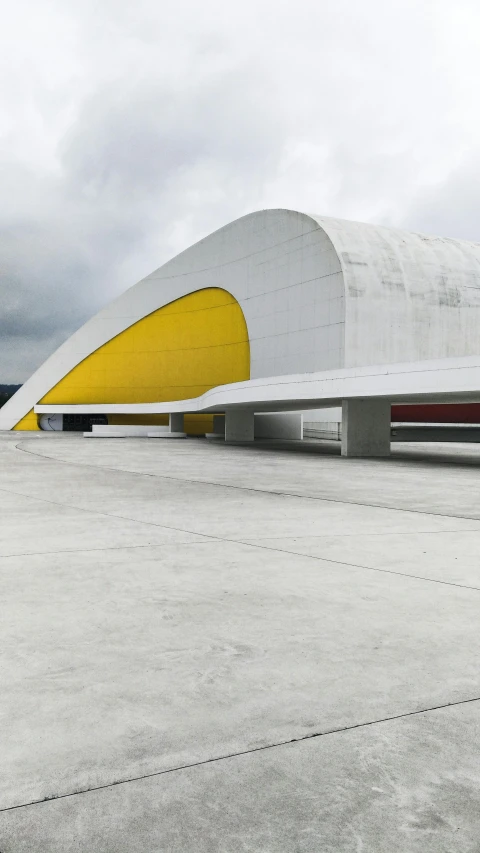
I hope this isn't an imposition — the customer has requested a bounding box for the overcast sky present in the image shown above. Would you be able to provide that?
[1,0,480,381]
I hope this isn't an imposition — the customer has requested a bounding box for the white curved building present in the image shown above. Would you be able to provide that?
[3,209,480,453]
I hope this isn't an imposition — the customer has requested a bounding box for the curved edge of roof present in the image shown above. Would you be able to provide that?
[0,209,338,430]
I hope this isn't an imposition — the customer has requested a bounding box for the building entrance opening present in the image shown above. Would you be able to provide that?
[63,414,108,432]
[39,413,108,431]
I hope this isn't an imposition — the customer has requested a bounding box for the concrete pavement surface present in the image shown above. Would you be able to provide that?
[1,431,480,851]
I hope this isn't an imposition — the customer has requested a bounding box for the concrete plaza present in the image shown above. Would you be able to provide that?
[1,431,480,851]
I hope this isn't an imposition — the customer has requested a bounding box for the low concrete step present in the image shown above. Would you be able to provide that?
[92,425,164,436]
[148,432,186,439]
[83,431,129,438]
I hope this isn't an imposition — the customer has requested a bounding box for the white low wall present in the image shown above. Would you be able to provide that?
[254,413,303,440]
[92,425,165,436]
[304,422,341,440]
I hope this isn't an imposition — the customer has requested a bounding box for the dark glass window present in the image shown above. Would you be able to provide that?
[63,414,108,432]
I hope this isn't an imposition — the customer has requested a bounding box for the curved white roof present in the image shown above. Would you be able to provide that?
[3,208,480,430]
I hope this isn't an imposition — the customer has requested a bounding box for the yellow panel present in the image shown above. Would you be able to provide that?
[13,410,39,430]
[13,288,250,434]
[108,413,214,435]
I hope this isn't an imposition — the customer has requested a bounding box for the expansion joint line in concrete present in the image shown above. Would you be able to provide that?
[0,542,214,559]
[1,476,480,594]
[3,452,480,594]
[0,528,478,593]
[14,440,480,527]
[238,540,480,594]
[2,693,480,815]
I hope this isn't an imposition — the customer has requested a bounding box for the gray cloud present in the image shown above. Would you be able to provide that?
[399,155,480,243]
[1,0,480,380]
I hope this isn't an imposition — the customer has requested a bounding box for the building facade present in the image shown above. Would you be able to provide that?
[3,208,480,433]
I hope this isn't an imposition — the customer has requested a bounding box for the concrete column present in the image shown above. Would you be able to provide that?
[205,415,225,440]
[225,409,254,443]
[169,413,184,433]
[212,415,225,436]
[341,399,391,458]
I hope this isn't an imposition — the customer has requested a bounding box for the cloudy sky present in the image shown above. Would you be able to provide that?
[1,0,480,381]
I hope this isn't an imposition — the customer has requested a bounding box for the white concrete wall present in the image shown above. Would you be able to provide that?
[318,217,480,368]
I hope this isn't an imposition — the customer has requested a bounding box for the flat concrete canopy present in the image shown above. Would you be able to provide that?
[2,432,480,850]
[34,354,480,418]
